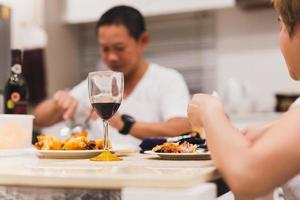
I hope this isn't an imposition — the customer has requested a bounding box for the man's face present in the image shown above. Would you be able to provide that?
[97,24,147,76]
[279,19,300,80]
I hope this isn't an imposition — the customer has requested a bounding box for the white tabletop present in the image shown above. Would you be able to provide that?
[0,150,218,189]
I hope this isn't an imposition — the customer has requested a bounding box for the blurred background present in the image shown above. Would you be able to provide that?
[0,0,298,124]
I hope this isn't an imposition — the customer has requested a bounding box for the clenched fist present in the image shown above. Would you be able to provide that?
[187,93,223,129]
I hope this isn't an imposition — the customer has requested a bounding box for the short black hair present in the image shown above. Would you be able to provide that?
[96,5,146,40]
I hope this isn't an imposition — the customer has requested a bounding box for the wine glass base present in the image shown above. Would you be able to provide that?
[90,150,122,161]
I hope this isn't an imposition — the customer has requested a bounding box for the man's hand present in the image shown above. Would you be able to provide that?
[108,113,124,131]
[90,110,124,131]
[33,90,79,128]
[53,90,78,120]
[187,93,223,129]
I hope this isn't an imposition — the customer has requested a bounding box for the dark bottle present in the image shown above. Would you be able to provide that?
[4,49,28,114]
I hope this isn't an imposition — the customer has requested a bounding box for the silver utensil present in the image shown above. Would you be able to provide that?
[60,110,93,137]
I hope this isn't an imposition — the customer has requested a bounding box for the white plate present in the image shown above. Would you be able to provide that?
[36,146,139,159]
[36,149,105,159]
[144,150,210,160]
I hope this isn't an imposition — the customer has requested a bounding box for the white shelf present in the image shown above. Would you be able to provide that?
[63,0,235,24]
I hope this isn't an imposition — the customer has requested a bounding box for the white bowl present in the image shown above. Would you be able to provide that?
[0,114,34,149]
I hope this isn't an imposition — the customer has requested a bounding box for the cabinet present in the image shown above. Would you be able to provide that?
[63,0,235,24]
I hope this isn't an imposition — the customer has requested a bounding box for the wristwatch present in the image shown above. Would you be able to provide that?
[119,114,136,135]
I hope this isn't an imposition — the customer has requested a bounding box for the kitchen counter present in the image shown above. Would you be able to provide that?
[0,151,219,200]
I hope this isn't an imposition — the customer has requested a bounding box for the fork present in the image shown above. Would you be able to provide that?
[60,110,93,137]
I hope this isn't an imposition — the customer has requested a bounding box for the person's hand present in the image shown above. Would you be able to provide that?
[187,93,223,129]
[53,90,78,120]
[90,109,124,131]
[108,113,124,131]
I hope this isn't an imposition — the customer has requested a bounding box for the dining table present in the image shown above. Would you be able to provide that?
[0,149,220,200]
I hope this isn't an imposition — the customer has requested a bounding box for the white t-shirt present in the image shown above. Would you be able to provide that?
[45,63,190,146]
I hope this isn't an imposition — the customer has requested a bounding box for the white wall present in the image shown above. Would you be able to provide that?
[216,7,300,112]
[0,0,44,48]
[45,0,82,95]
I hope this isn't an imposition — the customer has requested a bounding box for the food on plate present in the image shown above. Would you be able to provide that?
[34,135,62,150]
[179,141,198,153]
[34,132,111,150]
[62,135,88,150]
[62,131,88,144]
[61,132,88,150]
[152,141,197,153]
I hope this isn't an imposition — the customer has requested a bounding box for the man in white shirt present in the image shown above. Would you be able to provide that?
[34,5,191,145]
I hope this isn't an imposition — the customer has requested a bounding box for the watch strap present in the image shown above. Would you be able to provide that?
[119,114,135,135]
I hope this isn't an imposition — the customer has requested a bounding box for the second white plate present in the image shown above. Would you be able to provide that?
[144,150,210,160]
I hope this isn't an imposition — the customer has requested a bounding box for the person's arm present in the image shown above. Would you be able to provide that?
[107,113,190,139]
[130,117,190,138]
[188,94,300,198]
[107,70,191,138]
[241,122,273,142]
[34,90,78,128]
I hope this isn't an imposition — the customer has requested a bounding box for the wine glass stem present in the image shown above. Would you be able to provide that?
[103,120,109,150]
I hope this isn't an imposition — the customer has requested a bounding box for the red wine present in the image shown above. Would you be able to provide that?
[92,102,120,120]
[4,49,28,114]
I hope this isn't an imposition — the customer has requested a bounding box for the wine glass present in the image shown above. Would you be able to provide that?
[88,71,124,161]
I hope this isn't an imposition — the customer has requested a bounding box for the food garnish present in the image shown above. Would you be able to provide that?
[152,141,197,153]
